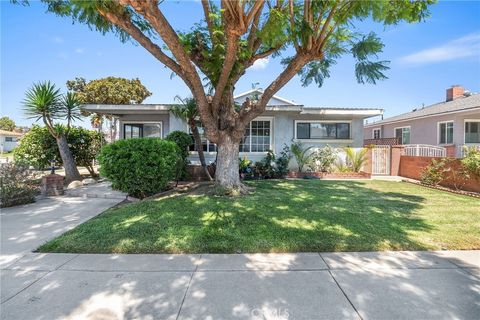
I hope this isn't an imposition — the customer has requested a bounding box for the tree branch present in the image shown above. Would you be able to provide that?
[201,0,216,45]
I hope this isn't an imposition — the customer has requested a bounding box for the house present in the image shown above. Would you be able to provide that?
[0,130,23,153]
[364,86,480,157]
[82,89,383,164]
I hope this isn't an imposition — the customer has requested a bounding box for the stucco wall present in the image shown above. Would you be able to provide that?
[365,110,480,157]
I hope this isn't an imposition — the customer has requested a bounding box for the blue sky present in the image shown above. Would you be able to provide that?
[1,0,479,127]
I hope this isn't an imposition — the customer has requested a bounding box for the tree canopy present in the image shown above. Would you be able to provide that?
[0,116,16,131]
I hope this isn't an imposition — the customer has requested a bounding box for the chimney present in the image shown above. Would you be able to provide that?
[446,85,465,102]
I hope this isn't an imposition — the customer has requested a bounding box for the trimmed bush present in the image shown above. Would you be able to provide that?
[98,138,180,198]
[165,131,192,180]
[0,163,37,208]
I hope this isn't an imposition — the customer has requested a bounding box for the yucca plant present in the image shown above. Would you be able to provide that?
[23,81,82,183]
[290,141,313,173]
[171,96,212,180]
[344,147,369,173]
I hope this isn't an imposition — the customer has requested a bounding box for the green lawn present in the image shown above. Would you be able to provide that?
[37,180,480,253]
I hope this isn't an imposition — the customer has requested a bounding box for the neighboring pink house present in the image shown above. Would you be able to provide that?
[364,86,480,157]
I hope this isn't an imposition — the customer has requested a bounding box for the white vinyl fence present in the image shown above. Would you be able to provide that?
[402,144,446,157]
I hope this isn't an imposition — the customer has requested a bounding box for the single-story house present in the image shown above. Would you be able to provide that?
[82,89,383,164]
[364,86,480,157]
[0,129,23,153]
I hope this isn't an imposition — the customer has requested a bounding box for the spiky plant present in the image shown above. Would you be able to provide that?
[344,147,369,173]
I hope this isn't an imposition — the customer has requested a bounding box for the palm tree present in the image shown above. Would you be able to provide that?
[290,141,313,173]
[344,147,369,173]
[23,81,82,183]
[171,96,213,181]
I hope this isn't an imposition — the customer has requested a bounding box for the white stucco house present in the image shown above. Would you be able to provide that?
[82,89,383,164]
[0,130,23,153]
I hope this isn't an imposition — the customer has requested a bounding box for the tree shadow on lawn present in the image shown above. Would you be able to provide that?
[38,180,434,253]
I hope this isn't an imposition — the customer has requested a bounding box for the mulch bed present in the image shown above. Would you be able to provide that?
[402,179,480,199]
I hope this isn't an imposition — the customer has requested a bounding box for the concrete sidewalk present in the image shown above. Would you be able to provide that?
[1,251,478,320]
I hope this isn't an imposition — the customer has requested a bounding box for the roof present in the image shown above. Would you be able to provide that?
[0,130,23,137]
[365,93,480,127]
[234,88,299,106]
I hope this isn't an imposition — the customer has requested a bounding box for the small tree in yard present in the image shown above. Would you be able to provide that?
[171,97,213,181]
[0,116,16,131]
[25,0,434,192]
[23,81,83,183]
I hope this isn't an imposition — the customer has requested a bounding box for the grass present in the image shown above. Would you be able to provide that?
[37,180,480,253]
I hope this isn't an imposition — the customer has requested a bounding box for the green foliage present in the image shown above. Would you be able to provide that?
[0,116,16,131]
[310,146,337,173]
[98,138,180,199]
[344,147,369,173]
[67,77,152,104]
[275,144,291,178]
[0,163,37,208]
[14,125,103,174]
[23,81,62,122]
[165,130,193,180]
[254,150,277,179]
[291,141,312,173]
[461,146,480,177]
[420,159,446,186]
[170,96,198,121]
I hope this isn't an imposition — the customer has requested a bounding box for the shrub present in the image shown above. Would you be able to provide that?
[98,138,180,198]
[275,144,291,178]
[290,141,312,172]
[461,146,480,177]
[344,147,369,172]
[165,131,193,180]
[420,158,446,186]
[14,125,103,175]
[254,150,276,179]
[0,163,37,208]
[310,145,337,172]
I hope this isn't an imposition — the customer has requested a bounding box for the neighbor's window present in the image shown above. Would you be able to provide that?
[189,119,271,153]
[296,122,350,140]
[5,137,14,142]
[373,128,381,139]
[465,121,480,143]
[438,121,453,144]
[124,123,162,139]
[395,127,410,144]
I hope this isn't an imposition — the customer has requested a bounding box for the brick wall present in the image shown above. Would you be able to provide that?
[399,155,480,193]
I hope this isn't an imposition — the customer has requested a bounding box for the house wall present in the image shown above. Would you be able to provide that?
[364,110,480,157]
[118,113,170,139]
[0,135,19,152]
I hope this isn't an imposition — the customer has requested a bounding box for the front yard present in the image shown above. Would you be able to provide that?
[38,180,480,253]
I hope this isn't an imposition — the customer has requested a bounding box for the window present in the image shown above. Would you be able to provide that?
[189,119,272,153]
[395,127,410,144]
[188,122,217,152]
[438,121,453,144]
[5,137,13,142]
[124,123,162,139]
[295,122,350,140]
[373,128,381,139]
[465,120,480,143]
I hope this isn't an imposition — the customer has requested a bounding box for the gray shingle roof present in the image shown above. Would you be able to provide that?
[367,93,480,126]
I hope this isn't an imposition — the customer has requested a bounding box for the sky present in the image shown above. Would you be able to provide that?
[1,0,480,128]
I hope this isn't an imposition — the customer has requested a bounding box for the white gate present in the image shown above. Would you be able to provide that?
[372,145,390,175]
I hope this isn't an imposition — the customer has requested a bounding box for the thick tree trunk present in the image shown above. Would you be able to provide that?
[191,125,213,181]
[215,135,244,191]
[56,134,82,184]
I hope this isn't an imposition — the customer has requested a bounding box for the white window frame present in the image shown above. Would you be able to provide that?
[372,128,381,139]
[464,119,480,145]
[294,120,353,142]
[123,121,163,139]
[394,126,411,145]
[188,117,274,155]
[437,120,454,145]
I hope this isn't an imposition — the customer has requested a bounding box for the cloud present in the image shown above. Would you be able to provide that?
[51,36,64,44]
[75,48,85,54]
[399,32,480,65]
[250,58,269,70]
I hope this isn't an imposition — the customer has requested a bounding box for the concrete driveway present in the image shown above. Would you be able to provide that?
[1,196,479,319]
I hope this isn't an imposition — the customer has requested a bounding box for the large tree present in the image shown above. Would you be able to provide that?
[67,76,152,140]
[0,116,16,131]
[28,0,434,192]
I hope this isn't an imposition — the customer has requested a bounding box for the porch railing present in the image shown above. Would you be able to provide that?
[402,144,446,157]
[364,137,400,146]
